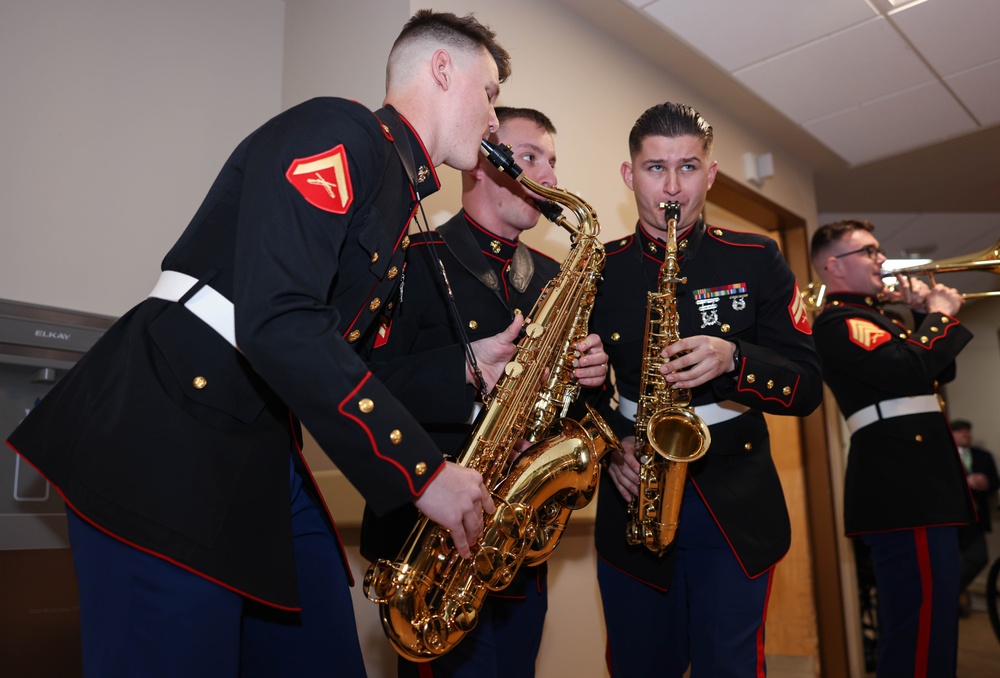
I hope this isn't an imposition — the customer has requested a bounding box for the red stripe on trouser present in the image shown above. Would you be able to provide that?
[756,567,774,678]
[914,527,932,678]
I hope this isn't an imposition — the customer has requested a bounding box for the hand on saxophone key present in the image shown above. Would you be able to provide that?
[414,462,496,559]
[467,314,524,393]
[607,435,641,501]
[572,333,609,387]
[660,335,737,388]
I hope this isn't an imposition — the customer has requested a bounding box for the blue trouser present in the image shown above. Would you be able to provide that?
[396,569,548,678]
[598,486,772,677]
[67,458,366,677]
[860,526,960,677]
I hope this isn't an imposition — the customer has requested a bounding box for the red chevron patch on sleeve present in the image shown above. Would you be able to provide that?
[286,144,354,214]
[788,282,813,335]
[846,318,892,350]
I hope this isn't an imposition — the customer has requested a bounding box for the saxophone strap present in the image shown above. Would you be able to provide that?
[617,395,749,427]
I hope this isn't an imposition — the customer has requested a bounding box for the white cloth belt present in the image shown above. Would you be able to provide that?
[845,394,941,435]
[148,270,237,348]
[616,395,749,427]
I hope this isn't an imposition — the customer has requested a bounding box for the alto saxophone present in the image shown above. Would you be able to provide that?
[625,202,711,556]
[364,139,621,661]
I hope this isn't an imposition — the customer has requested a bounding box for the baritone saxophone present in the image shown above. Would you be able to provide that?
[363,139,621,661]
[624,201,711,556]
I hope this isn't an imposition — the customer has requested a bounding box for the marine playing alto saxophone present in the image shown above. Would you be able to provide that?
[625,202,711,556]
[363,140,620,661]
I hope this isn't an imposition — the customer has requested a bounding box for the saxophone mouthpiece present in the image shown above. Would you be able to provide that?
[659,201,680,223]
[534,199,564,224]
[480,139,523,180]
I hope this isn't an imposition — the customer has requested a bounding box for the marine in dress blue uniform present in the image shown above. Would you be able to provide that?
[364,211,558,678]
[5,12,512,675]
[811,218,975,677]
[591,220,823,677]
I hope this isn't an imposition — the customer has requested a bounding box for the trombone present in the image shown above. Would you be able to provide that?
[882,238,1000,301]
[802,238,1000,311]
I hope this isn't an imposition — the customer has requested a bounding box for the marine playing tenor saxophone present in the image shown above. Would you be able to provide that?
[625,202,711,556]
[363,139,621,661]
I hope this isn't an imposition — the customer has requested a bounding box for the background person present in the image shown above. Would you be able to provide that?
[810,218,975,676]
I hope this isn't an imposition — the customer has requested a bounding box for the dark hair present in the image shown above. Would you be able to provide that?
[810,219,875,263]
[628,102,713,157]
[495,106,556,134]
[951,419,972,432]
[394,10,511,82]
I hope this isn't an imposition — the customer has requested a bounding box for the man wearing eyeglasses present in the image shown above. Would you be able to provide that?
[810,218,975,677]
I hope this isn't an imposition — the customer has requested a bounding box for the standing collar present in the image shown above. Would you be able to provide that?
[374,105,441,199]
[823,292,883,310]
[634,217,706,263]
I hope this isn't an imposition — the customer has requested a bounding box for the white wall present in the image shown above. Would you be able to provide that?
[0,0,285,316]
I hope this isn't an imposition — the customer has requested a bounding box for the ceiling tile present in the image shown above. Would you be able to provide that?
[890,0,1000,76]
[637,0,874,71]
[804,81,977,165]
[733,17,934,124]
[946,59,1000,127]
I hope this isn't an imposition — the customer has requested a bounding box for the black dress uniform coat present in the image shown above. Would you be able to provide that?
[812,292,975,534]
[6,98,452,610]
[590,221,823,589]
[362,210,559,596]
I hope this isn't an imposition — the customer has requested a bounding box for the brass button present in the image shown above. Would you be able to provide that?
[930,326,939,332]
[620,239,628,246]
[915,434,923,442]
[369,297,381,312]
[746,374,756,384]
[371,252,379,264]
[401,235,410,250]
[720,323,731,333]
[712,228,723,236]
[744,442,753,451]
[389,429,402,445]
[358,398,374,413]
[193,376,207,389]
[782,386,791,396]
[347,329,361,343]
[940,316,948,323]
[387,301,394,311]
[766,380,774,389]
[415,461,427,476]
[387,266,399,280]
[468,320,479,330]
[920,336,929,344]
[611,332,621,342]
[864,297,874,306]
[899,333,908,339]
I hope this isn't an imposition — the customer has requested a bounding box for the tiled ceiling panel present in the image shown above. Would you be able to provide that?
[732,17,935,125]
[621,0,1000,166]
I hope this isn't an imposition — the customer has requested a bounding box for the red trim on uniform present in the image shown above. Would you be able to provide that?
[4,440,302,612]
[689,479,784,579]
[288,410,354,586]
[756,567,775,678]
[906,316,960,350]
[913,527,932,678]
[396,112,442,191]
[336,372,445,497]
[734,363,801,408]
[706,227,766,248]
[418,661,434,678]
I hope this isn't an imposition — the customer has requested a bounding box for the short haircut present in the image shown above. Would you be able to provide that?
[495,106,556,134]
[810,219,875,264]
[628,102,713,157]
[951,419,972,432]
[391,10,511,83]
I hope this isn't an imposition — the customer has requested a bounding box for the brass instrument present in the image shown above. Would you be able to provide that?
[625,202,711,556]
[882,238,1000,300]
[363,139,621,661]
[801,237,1000,311]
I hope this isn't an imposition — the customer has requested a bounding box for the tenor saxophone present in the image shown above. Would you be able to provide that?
[363,139,621,661]
[624,202,711,556]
